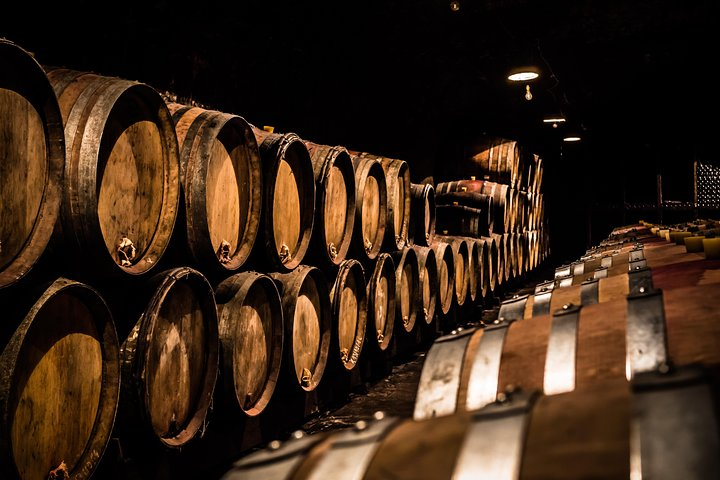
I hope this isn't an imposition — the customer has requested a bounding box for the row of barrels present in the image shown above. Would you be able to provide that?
[0,224,550,479]
[434,178,545,236]
[219,222,720,479]
[1,38,438,293]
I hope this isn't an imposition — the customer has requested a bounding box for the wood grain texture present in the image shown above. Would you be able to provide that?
[367,253,396,351]
[0,40,64,288]
[216,271,283,416]
[413,245,438,325]
[331,260,367,370]
[46,68,179,277]
[0,278,119,480]
[271,266,331,391]
[351,156,387,261]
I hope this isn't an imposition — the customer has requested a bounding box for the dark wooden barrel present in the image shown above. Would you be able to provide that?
[0,40,65,289]
[436,204,486,238]
[388,374,719,479]
[330,259,368,370]
[45,68,180,278]
[366,253,397,352]
[460,237,482,303]
[251,129,315,272]
[166,103,262,274]
[0,278,120,480]
[270,266,331,392]
[303,142,356,268]
[437,179,511,234]
[379,157,412,251]
[409,183,436,247]
[350,155,388,261]
[413,246,438,326]
[479,235,498,293]
[431,240,455,315]
[119,267,218,447]
[220,368,719,479]
[503,232,516,281]
[435,190,494,237]
[490,233,506,286]
[391,247,420,335]
[414,280,720,419]
[466,137,521,188]
[215,271,283,416]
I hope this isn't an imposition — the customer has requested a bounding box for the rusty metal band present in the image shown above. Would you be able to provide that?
[601,255,614,268]
[628,258,648,270]
[571,261,585,276]
[466,320,513,411]
[631,367,720,480]
[535,280,555,294]
[499,294,529,321]
[629,247,645,262]
[626,289,668,377]
[554,264,572,279]
[580,278,599,305]
[531,290,552,316]
[593,266,609,279]
[543,304,581,395]
[413,328,476,420]
[223,431,328,480]
[305,416,400,480]
[452,392,536,480]
[628,266,654,295]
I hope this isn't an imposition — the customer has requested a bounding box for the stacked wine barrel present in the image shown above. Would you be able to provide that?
[220,222,720,479]
[0,38,562,479]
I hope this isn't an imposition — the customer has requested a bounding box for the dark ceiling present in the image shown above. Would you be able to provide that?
[3,0,718,260]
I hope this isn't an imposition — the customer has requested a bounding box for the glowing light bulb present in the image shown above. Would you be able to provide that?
[450,1,460,11]
[525,84,533,101]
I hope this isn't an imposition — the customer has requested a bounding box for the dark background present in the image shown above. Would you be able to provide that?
[4,0,718,264]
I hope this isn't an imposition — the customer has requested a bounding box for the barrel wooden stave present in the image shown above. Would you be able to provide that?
[330,259,367,370]
[366,253,397,351]
[409,183,436,247]
[350,156,388,261]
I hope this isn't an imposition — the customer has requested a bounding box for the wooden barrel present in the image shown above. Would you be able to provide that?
[391,247,420,335]
[431,240,455,316]
[302,142,356,268]
[435,190,494,237]
[0,40,65,289]
[409,183,436,247]
[350,156,388,261]
[221,368,719,480]
[215,271,283,416]
[412,246,438,326]
[491,233,506,286]
[45,68,180,278]
[479,235,498,293]
[0,278,120,480]
[271,266,331,392]
[379,157,412,251]
[330,259,368,370]
[166,103,262,274]
[414,280,720,419]
[251,129,315,272]
[435,204,486,238]
[436,235,469,308]
[459,237,481,303]
[366,253,396,352]
[119,267,218,447]
[437,179,511,234]
[463,137,521,188]
[511,243,720,320]
[503,232,516,281]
